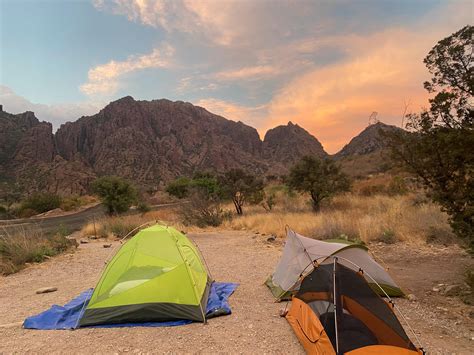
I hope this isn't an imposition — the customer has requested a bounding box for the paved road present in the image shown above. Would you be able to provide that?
[0,202,182,235]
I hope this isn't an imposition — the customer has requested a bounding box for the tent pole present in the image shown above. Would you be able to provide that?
[333,257,340,355]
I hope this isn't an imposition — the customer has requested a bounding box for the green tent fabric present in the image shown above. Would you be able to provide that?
[79,225,211,327]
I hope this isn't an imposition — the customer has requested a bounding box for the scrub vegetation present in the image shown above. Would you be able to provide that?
[0,229,77,275]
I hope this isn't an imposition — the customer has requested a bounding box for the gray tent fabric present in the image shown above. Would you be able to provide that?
[269,229,403,299]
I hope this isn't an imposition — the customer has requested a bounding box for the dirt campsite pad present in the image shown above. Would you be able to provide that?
[0,231,473,354]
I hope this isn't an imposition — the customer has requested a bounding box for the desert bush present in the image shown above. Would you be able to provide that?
[377,230,397,244]
[0,229,77,275]
[92,176,138,214]
[166,177,192,199]
[261,191,276,212]
[60,195,81,211]
[180,188,229,227]
[21,192,62,215]
[137,201,151,213]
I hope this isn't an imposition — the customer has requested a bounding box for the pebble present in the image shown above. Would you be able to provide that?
[80,239,89,244]
[443,284,462,297]
[103,244,112,248]
[407,294,417,301]
[35,287,58,294]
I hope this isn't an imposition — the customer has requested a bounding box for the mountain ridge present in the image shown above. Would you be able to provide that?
[0,96,401,195]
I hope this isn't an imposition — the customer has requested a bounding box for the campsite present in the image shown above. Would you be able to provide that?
[0,227,472,353]
[1,1,473,354]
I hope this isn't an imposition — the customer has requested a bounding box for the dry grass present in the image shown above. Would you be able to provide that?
[81,207,188,239]
[0,229,77,275]
[223,192,455,245]
[80,186,456,247]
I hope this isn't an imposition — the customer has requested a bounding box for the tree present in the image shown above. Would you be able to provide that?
[221,169,264,215]
[178,173,227,227]
[92,176,138,214]
[387,26,473,250]
[287,156,350,212]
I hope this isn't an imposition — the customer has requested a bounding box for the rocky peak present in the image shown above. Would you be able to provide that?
[263,121,327,166]
[335,122,402,158]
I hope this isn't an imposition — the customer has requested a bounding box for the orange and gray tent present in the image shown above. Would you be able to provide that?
[266,228,403,300]
[286,259,423,354]
[79,224,211,327]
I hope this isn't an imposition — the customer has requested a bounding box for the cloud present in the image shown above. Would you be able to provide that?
[266,24,466,153]
[83,1,472,153]
[80,44,174,95]
[214,65,280,81]
[0,86,103,130]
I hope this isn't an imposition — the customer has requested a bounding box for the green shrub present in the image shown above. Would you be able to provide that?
[21,192,61,214]
[92,176,138,214]
[137,201,151,213]
[166,177,191,199]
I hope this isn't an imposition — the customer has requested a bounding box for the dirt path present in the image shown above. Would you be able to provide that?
[0,231,472,354]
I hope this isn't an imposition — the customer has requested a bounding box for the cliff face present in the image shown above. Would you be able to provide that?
[263,122,327,166]
[55,97,267,184]
[0,110,94,195]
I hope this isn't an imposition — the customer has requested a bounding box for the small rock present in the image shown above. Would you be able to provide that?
[103,243,112,248]
[436,306,448,312]
[432,287,440,292]
[89,235,99,240]
[35,287,58,294]
[80,239,89,244]
[267,235,276,242]
[443,284,462,297]
[407,294,417,302]
[248,324,253,329]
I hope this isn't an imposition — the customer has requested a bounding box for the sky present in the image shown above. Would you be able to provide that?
[0,0,472,153]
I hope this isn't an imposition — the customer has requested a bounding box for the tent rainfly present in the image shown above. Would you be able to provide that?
[286,260,423,354]
[266,228,403,300]
[79,224,211,327]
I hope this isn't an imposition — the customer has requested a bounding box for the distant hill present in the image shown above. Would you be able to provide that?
[263,122,327,166]
[335,122,404,178]
[334,122,403,159]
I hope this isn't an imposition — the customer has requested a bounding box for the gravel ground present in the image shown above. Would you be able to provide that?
[0,231,472,354]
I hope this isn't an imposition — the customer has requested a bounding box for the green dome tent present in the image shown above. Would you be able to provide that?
[79,225,211,327]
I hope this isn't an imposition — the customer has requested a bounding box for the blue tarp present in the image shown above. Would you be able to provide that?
[23,282,238,330]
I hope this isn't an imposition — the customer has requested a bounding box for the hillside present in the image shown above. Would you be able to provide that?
[335,122,402,159]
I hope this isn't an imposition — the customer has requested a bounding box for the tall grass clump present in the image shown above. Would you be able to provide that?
[223,192,456,245]
[0,229,77,275]
[81,208,184,239]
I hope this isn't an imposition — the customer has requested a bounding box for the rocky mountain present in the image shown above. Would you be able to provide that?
[55,97,269,184]
[0,97,405,196]
[0,109,95,195]
[334,122,402,159]
[263,122,327,166]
